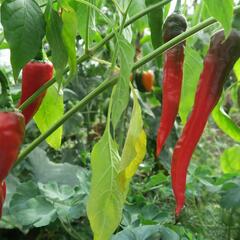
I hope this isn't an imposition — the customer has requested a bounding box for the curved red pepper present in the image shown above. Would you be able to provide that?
[171,29,240,216]
[156,13,187,157]
[0,112,25,181]
[18,61,53,124]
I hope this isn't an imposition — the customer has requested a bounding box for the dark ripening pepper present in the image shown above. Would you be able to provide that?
[135,70,154,92]
[156,13,187,157]
[171,29,240,216]
[18,61,53,124]
[145,0,163,67]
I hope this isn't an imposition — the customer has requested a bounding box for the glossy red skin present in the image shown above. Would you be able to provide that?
[0,181,6,218]
[171,30,240,216]
[0,112,25,182]
[18,61,53,124]
[155,14,186,158]
[156,45,184,157]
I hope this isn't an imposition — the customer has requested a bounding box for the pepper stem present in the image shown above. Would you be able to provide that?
[0,70,14,110]
[34,47,44,61]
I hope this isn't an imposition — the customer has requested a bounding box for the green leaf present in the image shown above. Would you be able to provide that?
[9,181,57,227]
[38,181,87,222]
[234,59,240,82]
[38,182,75,201]
[28,148,88,187]
[61,5,78,79]
[87,129,123,240]
[119,88,147,196]
[34,84,64,149]
[71,0,96,45]
[179,44,203,124]
[212,96,240,142]
[1,0,45,79]
[112,225,179,240]
[111,35,134,129]
[72,1,88,40]
[203,0,233,36]
[221,186,240,209]
[46,8,68,84]
[129,0,148,32]
[220,146,240,174]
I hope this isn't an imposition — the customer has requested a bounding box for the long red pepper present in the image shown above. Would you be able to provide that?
[156,13,187,157]
[18,61,53,125]
[171,29,240,216]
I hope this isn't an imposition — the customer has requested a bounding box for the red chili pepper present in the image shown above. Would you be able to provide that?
[0,71,25,182]
[0,71,25,218]
[171,29,240,216]
[0,112,25,181]
[156,13,187,157]
[18,61,53,124]
[0,181,6,218]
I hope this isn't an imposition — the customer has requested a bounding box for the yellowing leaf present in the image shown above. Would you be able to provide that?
[119,88,147,195]
[87,87,147,240]
[87,129,123,240]
[34,84,64,149]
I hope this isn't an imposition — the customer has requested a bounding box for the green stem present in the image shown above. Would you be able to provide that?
[15,76,118,165]
[34,48,44,61]
[18,0,171,112]
[85,1,91,54]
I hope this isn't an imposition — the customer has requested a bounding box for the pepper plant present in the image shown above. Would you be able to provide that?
[0,0,240,240]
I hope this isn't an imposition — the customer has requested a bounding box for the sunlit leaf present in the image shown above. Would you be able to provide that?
[234,59,240,82]
[34,84,64,149]
[220,146,240,174]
